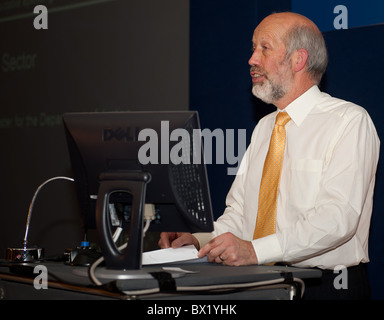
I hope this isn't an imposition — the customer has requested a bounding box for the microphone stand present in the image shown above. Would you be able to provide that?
[6,176,74,262]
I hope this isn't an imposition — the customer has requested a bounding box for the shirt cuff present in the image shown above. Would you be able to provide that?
[252,234,284,265]
[193,232,214,249]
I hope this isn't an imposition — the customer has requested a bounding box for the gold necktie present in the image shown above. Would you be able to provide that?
[253,112,291,239]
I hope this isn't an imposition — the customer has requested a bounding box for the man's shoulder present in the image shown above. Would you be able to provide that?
[315,92,370,120]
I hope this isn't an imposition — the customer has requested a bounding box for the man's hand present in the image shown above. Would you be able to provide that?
[158,232,200,249]
[198,232,258,266]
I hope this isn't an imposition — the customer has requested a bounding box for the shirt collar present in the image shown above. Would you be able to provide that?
[280,85,323,127]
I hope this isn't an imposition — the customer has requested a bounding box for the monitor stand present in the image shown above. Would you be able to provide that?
[94,171,155,279]
[73,171,185,282]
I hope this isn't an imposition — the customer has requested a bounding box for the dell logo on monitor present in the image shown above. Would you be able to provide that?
[103,127,140,142]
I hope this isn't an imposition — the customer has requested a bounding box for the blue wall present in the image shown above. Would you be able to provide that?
[292,0,384,31]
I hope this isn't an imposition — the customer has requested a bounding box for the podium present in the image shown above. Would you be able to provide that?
[0,260,321,300]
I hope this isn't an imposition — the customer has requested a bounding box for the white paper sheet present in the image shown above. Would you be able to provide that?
[142,245,199,265]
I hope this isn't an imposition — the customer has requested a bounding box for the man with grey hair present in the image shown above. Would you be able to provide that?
[159,12,380,299]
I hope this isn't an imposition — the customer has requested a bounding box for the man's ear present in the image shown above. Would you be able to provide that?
[292,49,308,72]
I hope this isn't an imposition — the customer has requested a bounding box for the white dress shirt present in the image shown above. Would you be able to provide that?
[195,86,380,270]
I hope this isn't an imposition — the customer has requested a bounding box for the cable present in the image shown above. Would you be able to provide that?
[112,227,123,242]
[120,276,305,299]
[143,218,151,234]
[88,202,156,285]
[88,207,154,286]
[23,176,74,249]
[89,228,127,286]
[89,255,104,286]
[88,219,157,286]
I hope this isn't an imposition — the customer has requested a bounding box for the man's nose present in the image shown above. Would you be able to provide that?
[249,48,261,66]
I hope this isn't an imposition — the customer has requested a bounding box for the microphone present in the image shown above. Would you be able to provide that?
[6,176,74,262]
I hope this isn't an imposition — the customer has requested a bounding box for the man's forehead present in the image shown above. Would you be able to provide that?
[252,24,284,44]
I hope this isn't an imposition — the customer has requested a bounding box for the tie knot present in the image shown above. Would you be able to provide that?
[275,112,291,127]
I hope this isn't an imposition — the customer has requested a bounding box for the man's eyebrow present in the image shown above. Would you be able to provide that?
[252,38,274,47]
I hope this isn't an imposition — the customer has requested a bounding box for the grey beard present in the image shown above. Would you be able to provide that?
[252,80,286,104]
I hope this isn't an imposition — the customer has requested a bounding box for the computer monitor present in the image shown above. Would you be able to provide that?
[63,111,214,270]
